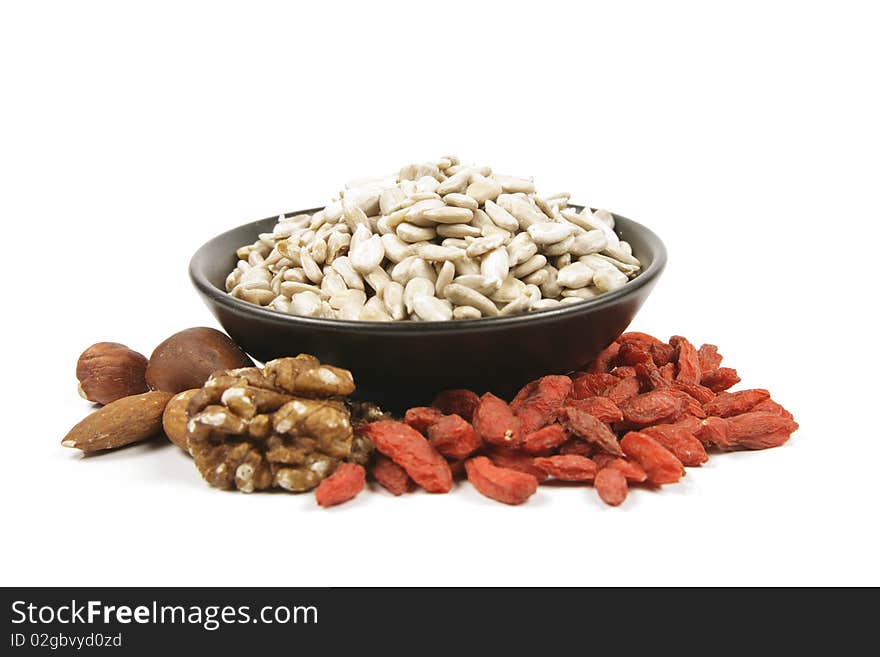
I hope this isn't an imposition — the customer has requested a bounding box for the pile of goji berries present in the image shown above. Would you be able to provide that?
[313,332,798,507]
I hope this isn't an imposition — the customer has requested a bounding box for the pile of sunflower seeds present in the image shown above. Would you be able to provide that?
[225,156,642,321]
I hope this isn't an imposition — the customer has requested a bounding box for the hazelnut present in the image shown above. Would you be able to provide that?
[145,327,254,393]
[162,389,199,453]
[76,342,150,405]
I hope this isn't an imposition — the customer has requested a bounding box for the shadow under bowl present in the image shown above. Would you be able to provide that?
[190,206,666,411]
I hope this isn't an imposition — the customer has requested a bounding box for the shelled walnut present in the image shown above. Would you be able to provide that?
[186,354,372,493]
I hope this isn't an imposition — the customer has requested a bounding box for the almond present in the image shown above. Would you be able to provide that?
[62,391,173,453]
[162,389,199,454]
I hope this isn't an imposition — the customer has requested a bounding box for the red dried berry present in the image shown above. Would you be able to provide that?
[370,455,413,496]
[473,392,522,447]
[558,439,595,457]
[672,380,716,404]
[533,455,598,481]
[697,344,723,371]
[663,414,705,434]
[595,468,628,506]
[404,406,444,434]
[559,406,622,456]
[666,388,707,419]
[620,431,684,485]
[604,376,641,406]
[703,389,770,418]
[611,366,638,379]
[751,398,794,420]
[701,367,741,392]
[315,463,366,508]
[619,331,662,346]
[563,396,623,424]
[570,372,619,399]
[427,413,481,460]
[619,391,687,427]
[650,342,676,367]
[509,380,538,413]
[659,362,676,382]
[486,447,548,482]
[724,412,799,450]
[522,423,570,455]
[641,424,708,467]
[695,416,728,446]
[670,335,701,385]
[359,421,453,493]
[465,456,539,505]
[618,341,654,366]
[635,362,669,391]
[597,456,648,483]
[514,375,572,434]
[432,389,480,422]
[586,341,621,374]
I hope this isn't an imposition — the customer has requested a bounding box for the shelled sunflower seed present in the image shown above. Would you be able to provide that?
[225,156,642,321]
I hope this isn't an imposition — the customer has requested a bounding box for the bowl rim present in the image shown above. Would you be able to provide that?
[189,205,667,335]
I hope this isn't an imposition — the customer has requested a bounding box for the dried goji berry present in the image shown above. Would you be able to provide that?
[663,414,704,434]
[359,421,453,493]
[666,388,706,418]
[570,372,619,399]
[594,468,628,506]
[620,431,684,485]
[514,375,572,434]
[465,456,539,505]
[697,343,723,371]
[472,392,522,447]
[509,380,538,413]
[672,380,716,404]
[315,463,366,507]
[635,362,669,390]
[723,412,799,450]
[619,331,662,346]
[563,396,623,424]
[593,455,648,483]
[701,367,741,392]
[558,439,595,457]
[427,413,482,460]
[586,341,621,374]
[404,406,444,434]
[751,398,794,420]
[619,391,687,427]
[432,389,480,422]
[486,446,548,482]
[695,416,728,446]
[659,362,676,382]
[605,376,641,406]
[559,406,622,455]
[670,335,701,385]
[641,424,708,466]
[522,423,570,455]
[650,342,676,367]
[618,341,653,366]
[703,389,770,418]
[533,455,598,481]
[611,366,638,379]
[371,455,413,496]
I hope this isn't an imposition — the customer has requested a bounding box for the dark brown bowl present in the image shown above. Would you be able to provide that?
[189,206,666,410]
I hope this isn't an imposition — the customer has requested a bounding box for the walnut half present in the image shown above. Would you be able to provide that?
[186,354,371,493]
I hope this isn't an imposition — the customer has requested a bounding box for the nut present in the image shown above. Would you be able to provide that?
[62,391,174,452]
[162,389,199,453]
[145,327,254,394]
[76,342,149,405]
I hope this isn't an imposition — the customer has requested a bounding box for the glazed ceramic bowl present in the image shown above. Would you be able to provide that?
[190,206,666,410]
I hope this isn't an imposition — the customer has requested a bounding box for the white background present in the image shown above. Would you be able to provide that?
[2,1,878,586]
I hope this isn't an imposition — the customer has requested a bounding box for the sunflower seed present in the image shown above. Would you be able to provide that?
[435,260,456,297]
[412,294,453,321]
[452,305,482,320]
[396,223,437,243]
[442,284,499,317]
[383,281,405,320]
[443,193,479,210]
[510,254,547,279]
[330,256,364,290]
[466,175,503,205]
